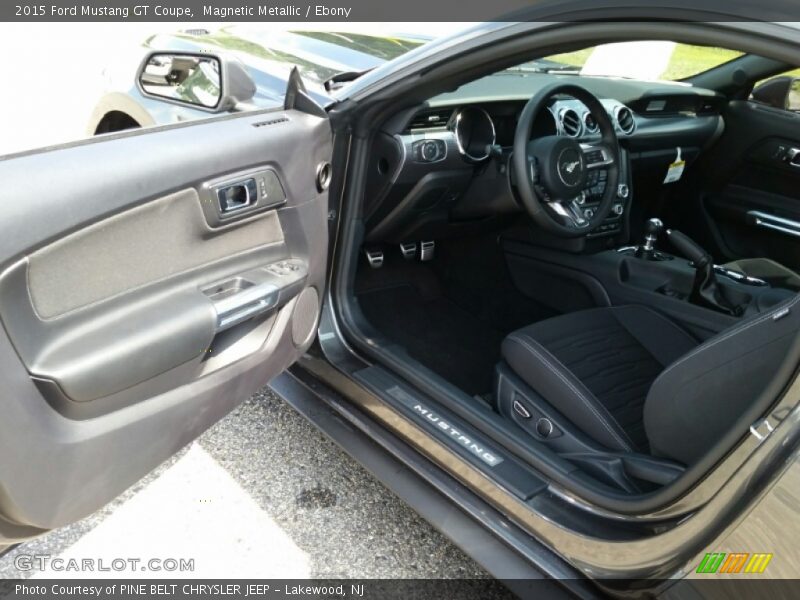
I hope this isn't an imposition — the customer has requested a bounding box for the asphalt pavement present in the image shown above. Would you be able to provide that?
[0,388,497,581]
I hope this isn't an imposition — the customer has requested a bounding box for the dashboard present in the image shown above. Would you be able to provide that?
[440,97,636,158]
[363,74,726,248]
[406,98,638,165]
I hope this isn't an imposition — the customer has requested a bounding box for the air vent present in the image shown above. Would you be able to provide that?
[559,108,582,137]
[583,111,598,134]
[252,117,290,128]
[409,108,453,131]
[615,106,636,135]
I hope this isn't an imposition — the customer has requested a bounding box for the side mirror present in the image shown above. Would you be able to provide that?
[137,51,256,112]
[752,76,800,112]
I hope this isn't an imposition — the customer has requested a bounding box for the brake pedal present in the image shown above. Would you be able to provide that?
[420,240,435,261]
[399,242,417,260]
[364,248,384,269]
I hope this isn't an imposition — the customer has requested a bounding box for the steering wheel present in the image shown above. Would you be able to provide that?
[512,83,620,238]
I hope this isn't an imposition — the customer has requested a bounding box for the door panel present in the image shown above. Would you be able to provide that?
[0,108,331,534]
[26,187,285,318]
[688,100,800,271]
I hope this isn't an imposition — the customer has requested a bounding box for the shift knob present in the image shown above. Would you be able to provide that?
[643,218,663,251]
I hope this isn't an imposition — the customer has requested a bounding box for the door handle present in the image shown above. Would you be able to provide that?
[786,148,800,168]
[217,178,257,214]
[748,210,800,238]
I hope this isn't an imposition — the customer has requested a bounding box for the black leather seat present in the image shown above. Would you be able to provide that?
[502,296,800,464]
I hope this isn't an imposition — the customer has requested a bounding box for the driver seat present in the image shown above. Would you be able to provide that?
[500,298,800,464]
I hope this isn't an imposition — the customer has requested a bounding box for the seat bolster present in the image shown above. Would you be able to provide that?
[645,293,800,464]
[611,305,698,367]
[503,332,635,452]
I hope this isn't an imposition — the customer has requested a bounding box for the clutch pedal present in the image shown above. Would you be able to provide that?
[364,248,384,269]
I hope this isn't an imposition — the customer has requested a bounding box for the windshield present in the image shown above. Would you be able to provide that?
[510,42,743,81]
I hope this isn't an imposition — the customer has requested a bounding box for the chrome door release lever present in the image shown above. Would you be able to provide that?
[217,178,257,213]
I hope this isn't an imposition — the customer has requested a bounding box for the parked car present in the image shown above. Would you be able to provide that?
[4,13,800,597]
[86,26,430,134]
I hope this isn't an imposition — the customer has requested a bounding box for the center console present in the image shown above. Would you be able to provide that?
[502,235,795,340]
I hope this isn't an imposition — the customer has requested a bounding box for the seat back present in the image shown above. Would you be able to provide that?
[644,294,800,464]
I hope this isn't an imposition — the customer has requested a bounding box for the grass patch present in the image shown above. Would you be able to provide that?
[545,48,594,69]
[661,45,742,80]
[540,44,745,81]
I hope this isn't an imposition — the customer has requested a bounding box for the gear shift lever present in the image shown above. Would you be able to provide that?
[665,229,743,316]
[635,218,664,260]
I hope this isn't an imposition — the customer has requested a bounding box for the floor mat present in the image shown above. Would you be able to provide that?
[433,234,557,334]
[357,284,505,396]
[355,234,557,397]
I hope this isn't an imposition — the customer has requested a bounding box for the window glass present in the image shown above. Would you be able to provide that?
[0,23,433,158]
[522,42,744,81]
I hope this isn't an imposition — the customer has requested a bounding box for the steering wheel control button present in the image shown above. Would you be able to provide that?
[612,203,624,216]
[583,148,605,164]
[618,183,630,198]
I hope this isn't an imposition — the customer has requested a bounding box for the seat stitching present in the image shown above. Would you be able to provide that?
[652,294,800,387]
[507,334,633,451]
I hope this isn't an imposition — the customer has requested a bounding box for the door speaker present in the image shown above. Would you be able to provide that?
[291,287,320,347]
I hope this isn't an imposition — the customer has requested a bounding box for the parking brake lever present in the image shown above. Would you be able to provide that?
[665,229,743,316]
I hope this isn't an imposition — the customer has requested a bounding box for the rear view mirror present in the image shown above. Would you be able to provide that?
[137,51,256,112]
[751,75,800,112]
